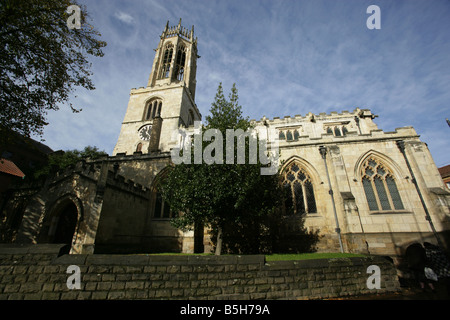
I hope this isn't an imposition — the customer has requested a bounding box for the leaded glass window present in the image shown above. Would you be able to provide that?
[282,162,317,215]
[386,176,404,210]
[362,177,378,211]
[361,158,404,212]
[305,180,317,213]
[374,176,391,210]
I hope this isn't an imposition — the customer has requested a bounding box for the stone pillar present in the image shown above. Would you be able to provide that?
[148,116,162,153]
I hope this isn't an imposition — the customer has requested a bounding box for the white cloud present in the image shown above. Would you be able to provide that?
[114,11,135,25]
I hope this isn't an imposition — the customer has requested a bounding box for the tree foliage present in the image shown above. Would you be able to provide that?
[0,0,106,140]
[161,83,284,254]
[34,145,107,179]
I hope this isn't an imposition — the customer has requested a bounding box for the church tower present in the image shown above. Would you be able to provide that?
[113,19,201,156]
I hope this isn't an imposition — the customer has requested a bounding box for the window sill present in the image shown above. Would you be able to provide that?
[305,213,321,217]
[368,210,412,215]
[282,213,322,218]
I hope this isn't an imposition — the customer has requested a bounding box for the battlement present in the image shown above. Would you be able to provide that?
[44,159,148,198]
[106,170,148,198]
[250,108,418,143]
[251,108,376,125]
[44,160,101,186]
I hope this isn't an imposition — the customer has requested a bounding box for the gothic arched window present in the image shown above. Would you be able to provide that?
[342,126,348,136]
[282,162,317,215]
[286,130,293,141]
[153,191,172,218]
[144,99,163,120]
[159,43,174,79]
[361,158,404,212]
[173,45,187,81]
[293,129,300,140]
[156,101,162,117]
[334,127,341,136]
[151,169,176,219]
[279,131,286,140]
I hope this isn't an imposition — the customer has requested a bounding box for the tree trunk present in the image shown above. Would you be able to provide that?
[194,221,204,253]
[215,226,223,255]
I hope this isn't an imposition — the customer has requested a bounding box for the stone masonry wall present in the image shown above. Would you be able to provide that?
[0,244,400,300]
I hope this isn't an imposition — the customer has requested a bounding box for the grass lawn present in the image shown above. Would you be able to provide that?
[265,252,367,261]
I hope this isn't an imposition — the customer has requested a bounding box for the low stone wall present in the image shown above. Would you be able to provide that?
[0,244,400,300]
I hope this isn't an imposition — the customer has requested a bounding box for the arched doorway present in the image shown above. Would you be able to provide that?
[51,201,78,245]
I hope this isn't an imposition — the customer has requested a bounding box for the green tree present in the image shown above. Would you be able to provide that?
[161,83,283,255]
[34,145,107,179]
[0,0,106,142]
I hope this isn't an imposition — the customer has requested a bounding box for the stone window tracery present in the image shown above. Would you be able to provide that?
[153,191,173,219]
[144,99,162,120]
[173,45,187,81]
[281,162,317,215]
[361,157,404,212]
[278,128,300,142]
[159,43,174,79]
[324,125,348,137]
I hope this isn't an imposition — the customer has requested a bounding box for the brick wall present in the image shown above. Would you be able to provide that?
[0,244,400,300]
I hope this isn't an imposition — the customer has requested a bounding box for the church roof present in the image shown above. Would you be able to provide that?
[0,158,25,178]
[438,164,450,179]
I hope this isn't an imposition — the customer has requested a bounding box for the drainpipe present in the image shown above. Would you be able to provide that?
[396,140,444,249]
[319,146,344,253]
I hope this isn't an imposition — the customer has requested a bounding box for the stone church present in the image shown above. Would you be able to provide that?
[2,20,449,256]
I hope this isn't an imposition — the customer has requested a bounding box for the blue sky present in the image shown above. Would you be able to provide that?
[38,0,450,167]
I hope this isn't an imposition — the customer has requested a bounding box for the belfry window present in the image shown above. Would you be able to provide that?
[173,45,187,81]
[144,99,162,120]
[159,43,174,79]
[361,158,404,212]
[281,162,317,215]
